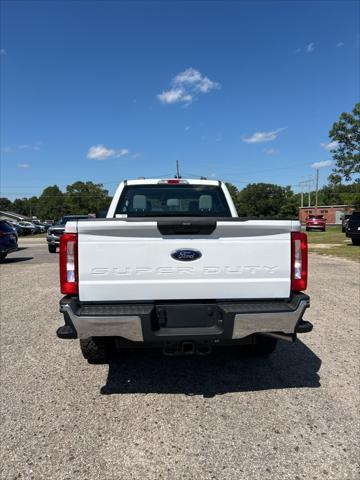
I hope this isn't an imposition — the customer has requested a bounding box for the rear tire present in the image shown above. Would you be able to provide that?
[352,238,360,246]
[79,337,113,363]
[306,227,309,231]
[48,245,57,253]
[251,336,278,356]
[0,252,7,262]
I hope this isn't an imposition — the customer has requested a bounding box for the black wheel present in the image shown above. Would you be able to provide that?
[79,337,113,363]
[48,245,57,253]
[0,252,7,262]
[306,227,309,231]
[352,238,360,246]
[251,336,278,356]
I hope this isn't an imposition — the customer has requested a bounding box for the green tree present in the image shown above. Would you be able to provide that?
[237,183,297,218]
[318,186,342,206]
[12,198,30,216]
[37,185,65,220]
[64,181,111,215]
[225,182,240,213]
[27,196,39,217]
[329,102,360,181]
[0,197,14,211]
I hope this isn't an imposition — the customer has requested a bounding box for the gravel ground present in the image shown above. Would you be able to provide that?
[0,244,359,480]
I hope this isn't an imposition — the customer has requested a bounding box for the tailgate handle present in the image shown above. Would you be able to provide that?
[157,220,216,235]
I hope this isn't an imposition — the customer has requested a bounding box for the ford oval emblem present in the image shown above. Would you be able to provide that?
[171,249,202,261]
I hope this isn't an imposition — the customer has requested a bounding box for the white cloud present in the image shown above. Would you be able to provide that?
[87,144,129,160]
[262,148,279,155]
[157,88,189,104]
[0,49,6,55]
[185,125,191,131]
[320,140,339,151]
[18,144,41,151]
[306,42,315,53]
[2,142,42,153]
[17,163,30,168]
[157,68,220,105]
[116,148,129,157]
[311,160,332,169]
[242,128,285,144]
[174,68,202,85]
[195,76,219,93]
[336,42,344,48]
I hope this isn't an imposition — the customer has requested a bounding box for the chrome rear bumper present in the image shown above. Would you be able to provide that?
[59,294,311,342]
[61,303,143,341]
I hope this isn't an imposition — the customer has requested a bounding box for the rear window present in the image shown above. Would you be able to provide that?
[0,221,14,233]
[115,184,231,217]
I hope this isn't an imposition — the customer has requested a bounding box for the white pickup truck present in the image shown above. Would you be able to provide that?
[56,178,312,363]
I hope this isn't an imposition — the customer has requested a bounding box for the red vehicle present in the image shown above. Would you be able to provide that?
[306,214,326,232]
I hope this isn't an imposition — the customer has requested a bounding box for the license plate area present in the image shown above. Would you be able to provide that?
[155,304,221,329]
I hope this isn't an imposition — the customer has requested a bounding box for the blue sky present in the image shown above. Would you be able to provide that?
[1,0,359,199]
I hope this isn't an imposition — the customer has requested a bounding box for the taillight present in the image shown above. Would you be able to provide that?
[291,232,308,291]
[59,233,78,295]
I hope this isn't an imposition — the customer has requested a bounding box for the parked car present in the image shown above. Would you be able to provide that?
[346,211,360,245]
[17,221,36,235]
[306,214,326,232]
[36,224,46,233]
[56,178,312,364]
[342,214,352,233]
[47,215,92,253]
[6,221,24,236]
[32,220,47,232]
[0,220,18,261]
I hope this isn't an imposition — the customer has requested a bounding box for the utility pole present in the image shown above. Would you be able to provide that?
[299,180,307,208]
[175,160,180,179]
[315,168,319,212]
[299,178,313,208]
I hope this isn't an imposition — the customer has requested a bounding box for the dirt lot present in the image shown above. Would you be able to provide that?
[0,239,359,480]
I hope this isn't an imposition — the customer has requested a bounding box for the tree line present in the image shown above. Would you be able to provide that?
[0,181,111,220]
[0,179,359,221]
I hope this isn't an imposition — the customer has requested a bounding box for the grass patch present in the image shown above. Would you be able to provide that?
[305,226,360,262]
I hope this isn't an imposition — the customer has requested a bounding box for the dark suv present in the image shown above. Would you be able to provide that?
[0,220,18,261]
[47,215,91,253]
[342,214,352,233]
[346,211,360,245]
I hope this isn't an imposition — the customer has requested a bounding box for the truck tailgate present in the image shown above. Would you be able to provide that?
[75,219,296,302]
